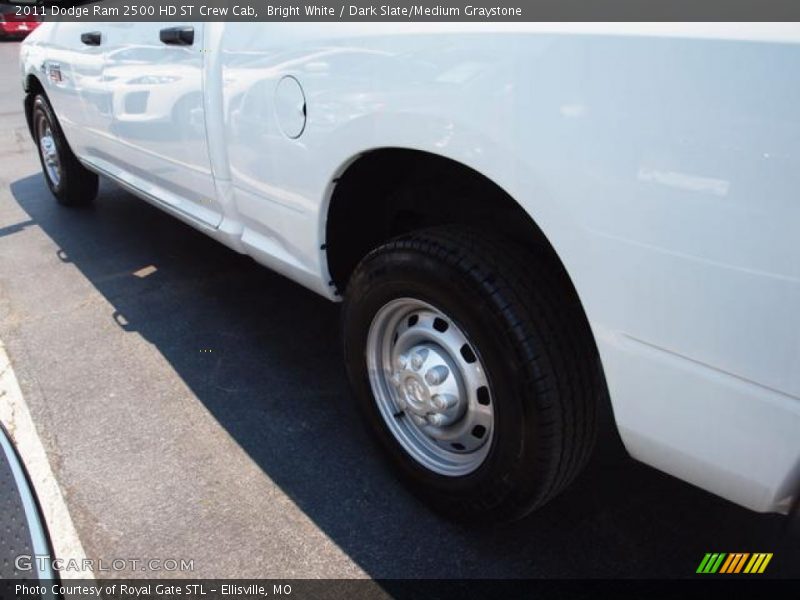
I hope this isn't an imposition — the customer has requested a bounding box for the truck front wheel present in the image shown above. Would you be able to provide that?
[32,94,98,207]
[342,226,603,522]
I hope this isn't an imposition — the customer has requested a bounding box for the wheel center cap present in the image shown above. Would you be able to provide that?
[404,377,428,406]
[41,137,55,159]
[393,343,465,428]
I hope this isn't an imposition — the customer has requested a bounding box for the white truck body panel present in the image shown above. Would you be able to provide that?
[21,22,800,514]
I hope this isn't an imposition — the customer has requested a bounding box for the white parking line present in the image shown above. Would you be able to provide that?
[0,338,92,580]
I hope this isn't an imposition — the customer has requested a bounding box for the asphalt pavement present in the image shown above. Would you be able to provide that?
[0,39,797,579]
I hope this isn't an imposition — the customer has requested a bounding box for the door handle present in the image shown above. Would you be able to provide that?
[80,31,102,46]
[159,27,194,46]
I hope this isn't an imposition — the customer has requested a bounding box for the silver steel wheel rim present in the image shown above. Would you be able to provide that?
[367,298,494,476]
[37,118,61,187]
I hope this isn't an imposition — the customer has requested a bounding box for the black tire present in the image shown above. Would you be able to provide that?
[31,93,98,206]
[342,226,604,522]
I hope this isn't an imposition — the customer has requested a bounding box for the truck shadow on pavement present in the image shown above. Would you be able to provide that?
[10,175,797,578]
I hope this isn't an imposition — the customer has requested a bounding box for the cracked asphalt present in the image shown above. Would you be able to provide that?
[0,40,797,579]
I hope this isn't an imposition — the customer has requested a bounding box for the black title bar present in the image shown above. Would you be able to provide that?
[6,0,800,21]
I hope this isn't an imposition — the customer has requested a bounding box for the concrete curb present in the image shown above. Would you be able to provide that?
[0,338,92,580]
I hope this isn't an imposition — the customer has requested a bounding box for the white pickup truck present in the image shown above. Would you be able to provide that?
[20,23,800,521]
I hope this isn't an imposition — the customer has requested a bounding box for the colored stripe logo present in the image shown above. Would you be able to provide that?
[696,552,773,574]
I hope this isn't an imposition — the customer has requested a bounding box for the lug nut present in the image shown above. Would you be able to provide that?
[396,354,409,370]
[426,413,446,426]
[410,414,427,427]
[432,394,457,411]
[410,348,428,371]
[425,365,449,386]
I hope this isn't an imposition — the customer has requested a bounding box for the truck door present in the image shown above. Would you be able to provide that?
[101,22,222,228]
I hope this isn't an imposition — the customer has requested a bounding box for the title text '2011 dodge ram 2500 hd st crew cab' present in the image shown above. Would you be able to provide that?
[20,22,800,522]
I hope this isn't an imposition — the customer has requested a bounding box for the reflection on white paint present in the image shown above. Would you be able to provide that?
[559,103,587,118]
[637,167,730,197]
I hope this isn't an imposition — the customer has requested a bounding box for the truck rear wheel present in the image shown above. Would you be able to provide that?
[342,226,603,522]
[32,94,98,207]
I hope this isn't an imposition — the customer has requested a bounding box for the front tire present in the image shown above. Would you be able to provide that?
[342,226,603,522]
[32,94,98,206]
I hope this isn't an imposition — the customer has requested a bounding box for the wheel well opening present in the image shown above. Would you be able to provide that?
[326,148,554,294]
[326,148,618,455]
